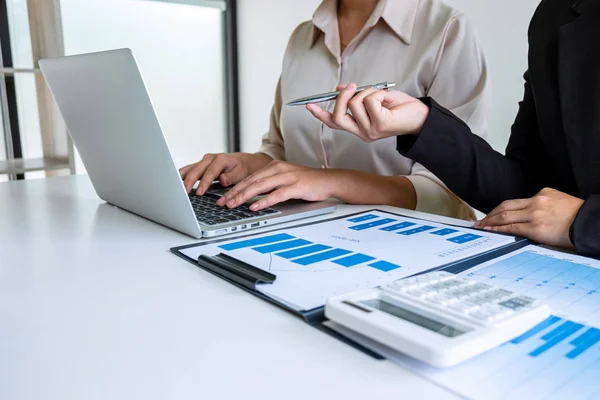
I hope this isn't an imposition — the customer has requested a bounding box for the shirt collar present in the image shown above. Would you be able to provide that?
[310,0,420,47]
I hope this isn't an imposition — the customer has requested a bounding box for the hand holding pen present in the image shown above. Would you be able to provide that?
[304,82,430,142]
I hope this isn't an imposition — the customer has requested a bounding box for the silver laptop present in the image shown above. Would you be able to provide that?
[39,49,336,238]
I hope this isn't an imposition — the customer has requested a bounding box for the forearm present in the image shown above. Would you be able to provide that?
[327,169,417,210]
[243,153,273,175]
[398,98,535,213]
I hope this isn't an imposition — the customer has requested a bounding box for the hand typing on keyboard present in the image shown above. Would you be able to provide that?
[188,192,279,226]
[216,161,337,211]
[179,153,273,196]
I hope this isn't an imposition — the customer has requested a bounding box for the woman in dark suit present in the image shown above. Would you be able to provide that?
[308,0,600,257]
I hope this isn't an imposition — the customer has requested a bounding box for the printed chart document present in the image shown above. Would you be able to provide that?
[333,245,600,400]
[179,210,516,311]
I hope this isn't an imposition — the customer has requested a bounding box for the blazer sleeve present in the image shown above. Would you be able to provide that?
[396,71,547,213]
[570,196,600,258]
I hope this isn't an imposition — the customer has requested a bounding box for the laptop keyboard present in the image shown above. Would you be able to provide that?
[188,192,280,226]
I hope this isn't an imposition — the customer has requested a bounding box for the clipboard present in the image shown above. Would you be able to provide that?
[170,209,530,359]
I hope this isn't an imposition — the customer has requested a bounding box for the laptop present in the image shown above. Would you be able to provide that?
[39,48,336,238]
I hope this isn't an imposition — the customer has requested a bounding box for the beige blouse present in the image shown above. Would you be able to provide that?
[258,0,488,220]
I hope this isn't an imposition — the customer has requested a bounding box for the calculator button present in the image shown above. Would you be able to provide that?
[448,303,471,313]
[514,296,536,306]
[481,289,513,303]
[449,303,480,314]
[428,282,452,292]
[396,280,426,290]
[438,297,459,306]
[448,285,482,300]
[498,296,536,310]
[429,271,455,279]
[471,283,494,292]
[414,291,438,300]
[376,271,548,332]
[494,289,514,298]
[427,294,448,304]
[406,289,429,298]
[481,304,508,320]
[470,310,496,325]
[465,304,481,313]
[386,283,411,293]
[500,308,515,318]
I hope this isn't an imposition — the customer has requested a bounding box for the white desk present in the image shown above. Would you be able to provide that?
[0,176,466,400]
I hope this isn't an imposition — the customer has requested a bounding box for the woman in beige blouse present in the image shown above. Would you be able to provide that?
[180,0,488,220]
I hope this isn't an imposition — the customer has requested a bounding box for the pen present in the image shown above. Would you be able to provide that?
[286,81,396,106]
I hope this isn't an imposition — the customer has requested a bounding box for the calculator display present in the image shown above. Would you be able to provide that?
[361,299,471,338]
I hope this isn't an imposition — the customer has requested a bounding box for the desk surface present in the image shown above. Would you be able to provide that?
[0,176,466,400]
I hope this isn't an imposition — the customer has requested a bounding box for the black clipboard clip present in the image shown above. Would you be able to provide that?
[197,253,276,291]
[196,252,384,359]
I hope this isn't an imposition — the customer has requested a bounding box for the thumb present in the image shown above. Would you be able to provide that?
[219,164,246,187]
[377,90,415,108]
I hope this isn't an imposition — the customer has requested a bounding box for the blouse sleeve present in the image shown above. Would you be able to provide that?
[405,13,488,219]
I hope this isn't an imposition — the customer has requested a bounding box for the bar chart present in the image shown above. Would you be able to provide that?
[403,246,600,400]
[180,210,515,311]
[347,214,483,244]
[219,232,403,272]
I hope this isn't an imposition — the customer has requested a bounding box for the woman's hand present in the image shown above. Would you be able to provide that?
[179,153,272,196]
[306,82,430,142]
[475,188,585,249]
[216,161,336,211]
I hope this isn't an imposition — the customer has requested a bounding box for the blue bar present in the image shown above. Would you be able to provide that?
[350,218,396,231]
[348,214,378,223]
[447,233,483,244]
[397,226,436,236]
[276,244,331,259]
[566,327,600,359]
[530,321,584,357]
[369,260,402,272]
[380,222,416,232]
[252,239,312,254]
[511,316,562,344]
[219,233,295,251]
[293,249,353,266]
[431,228,459,236]
[333,253,376,267]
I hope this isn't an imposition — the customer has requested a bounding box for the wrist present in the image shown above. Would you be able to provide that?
[244,153,273,174]
[321,169,348,199]
[407,101,430,136]
[567,198,586,249]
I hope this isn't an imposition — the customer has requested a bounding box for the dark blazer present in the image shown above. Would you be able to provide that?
[396,0,600,257]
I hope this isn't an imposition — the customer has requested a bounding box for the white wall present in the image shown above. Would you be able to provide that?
[443,0,540,151]
[237,0,322,152]
[237,0,541,154]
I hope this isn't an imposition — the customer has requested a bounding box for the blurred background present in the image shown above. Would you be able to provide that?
[0,0,540,183]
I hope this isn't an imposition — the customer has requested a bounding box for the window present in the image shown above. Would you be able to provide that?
[0,0,239,180]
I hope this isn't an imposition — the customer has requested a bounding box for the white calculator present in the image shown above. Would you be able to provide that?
[325,271,551,368]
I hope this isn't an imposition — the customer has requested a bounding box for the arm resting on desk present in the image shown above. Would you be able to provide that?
[570,195,600,258]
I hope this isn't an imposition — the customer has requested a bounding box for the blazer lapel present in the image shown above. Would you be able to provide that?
[558,0,600,197]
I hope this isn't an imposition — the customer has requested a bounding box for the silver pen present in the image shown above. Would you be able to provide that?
[286,81,396,106]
